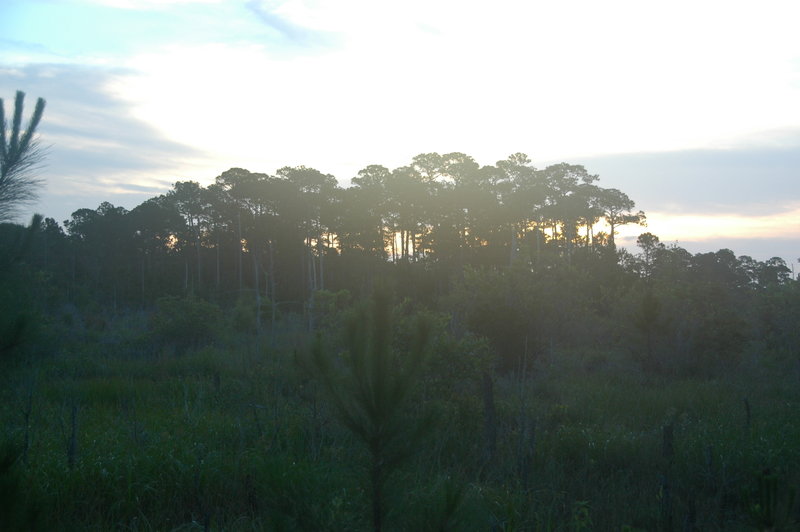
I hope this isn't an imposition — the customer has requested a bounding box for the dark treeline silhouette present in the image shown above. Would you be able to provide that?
[3,151,796,373]
[23,153,649,307]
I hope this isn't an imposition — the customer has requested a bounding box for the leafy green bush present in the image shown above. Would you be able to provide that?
[231,294,258,333]
[309,288,352,332]
[150,295,223,352]
[231,293,278,333]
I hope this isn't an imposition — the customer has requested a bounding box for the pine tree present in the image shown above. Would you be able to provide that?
[308,288,432,532]
[0,91,46,222]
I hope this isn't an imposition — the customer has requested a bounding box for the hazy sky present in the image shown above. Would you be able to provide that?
[2,0,799,261]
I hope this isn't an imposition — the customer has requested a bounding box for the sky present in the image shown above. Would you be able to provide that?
[1,0,799,262]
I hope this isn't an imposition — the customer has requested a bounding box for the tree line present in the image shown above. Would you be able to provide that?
[1,89,796,376]
[21,153,653,307]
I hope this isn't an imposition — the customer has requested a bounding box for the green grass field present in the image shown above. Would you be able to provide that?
[2,314,798,531]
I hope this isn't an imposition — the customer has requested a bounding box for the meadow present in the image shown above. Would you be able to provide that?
[2,299,797,531]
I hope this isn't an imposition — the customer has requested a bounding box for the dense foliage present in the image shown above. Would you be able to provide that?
[1,151,798,530]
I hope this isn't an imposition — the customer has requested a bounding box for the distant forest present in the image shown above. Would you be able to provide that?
[3,152,796,369]
[34,154,650,304]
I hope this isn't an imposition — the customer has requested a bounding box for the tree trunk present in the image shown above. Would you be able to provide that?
[67,404,78,469]
[318,231,325,291]
[70,251,76,302]
[609,220,616,249]
[371,458,383,532]
[482,371,497,466]
[309,245,317,292]
[510,224,518,266]
[195,228,202,291]
[268,240,276,338]
[215,226,220,289]
[237,211,243,291]
[253,250,261,336]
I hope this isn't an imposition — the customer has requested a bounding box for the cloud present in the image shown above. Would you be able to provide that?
[576,138,800,217]
[616,204,800,243]
[80,0,224,9]
[599,141,800,262]
[102,0,800,187]
[0,63,210,223]
[0,38,58,58]
[244,0,339,46]
[0,29,78,66]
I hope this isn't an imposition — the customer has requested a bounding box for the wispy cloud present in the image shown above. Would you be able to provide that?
[0,63,210,222]
[578,138,800,217]
[603,141,800,261]
[80,0,224,9]
[244,0,339,46]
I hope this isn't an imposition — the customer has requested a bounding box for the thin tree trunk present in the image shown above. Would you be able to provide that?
[609,220,616,249]
[215,225,220,288]
[268,240,276,339]
[307,288,316,332]
[237,211,243,291]
[318,232,325,291]
[309,245,317,292]
[71,251,76,302]
[195,228,202,291]
[307,239,317,332]
[21,380,33,465]
[517,336,535,490]
[510,224,518,266]
[371,458,383,532]
[42,224,48,268]
[68,404,78,469]
[253,250,261,336]
[410,222,416,262]
[482,371,497,467]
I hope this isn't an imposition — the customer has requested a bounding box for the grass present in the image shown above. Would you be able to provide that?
[1,321,798,530]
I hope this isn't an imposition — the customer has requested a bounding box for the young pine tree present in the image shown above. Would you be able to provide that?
[1,91,46,222]
[308,288,433,532]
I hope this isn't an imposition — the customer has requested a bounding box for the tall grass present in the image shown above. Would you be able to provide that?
[1,315,798,530]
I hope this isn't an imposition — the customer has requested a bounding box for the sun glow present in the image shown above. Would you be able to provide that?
[618,205,800,244]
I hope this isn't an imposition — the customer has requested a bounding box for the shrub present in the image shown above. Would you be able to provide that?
[150,296,223,352]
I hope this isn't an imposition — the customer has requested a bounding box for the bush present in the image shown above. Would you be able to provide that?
[150,296,223,352]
